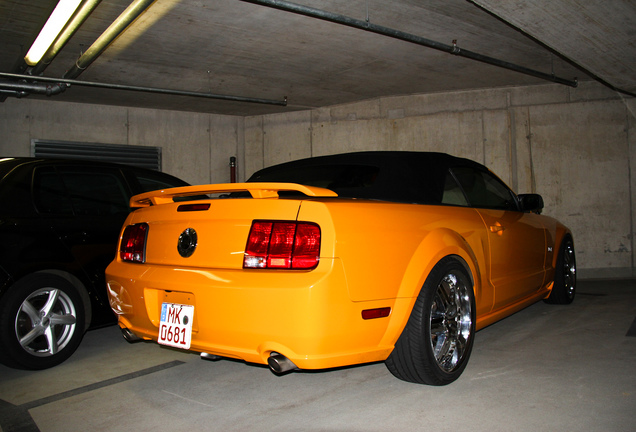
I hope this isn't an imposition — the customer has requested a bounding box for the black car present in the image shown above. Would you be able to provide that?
[0,157,190,369]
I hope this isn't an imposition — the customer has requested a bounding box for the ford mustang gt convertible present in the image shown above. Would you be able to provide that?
[106,151,575,385]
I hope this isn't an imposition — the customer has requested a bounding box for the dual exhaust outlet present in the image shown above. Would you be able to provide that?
[121,327,298,374]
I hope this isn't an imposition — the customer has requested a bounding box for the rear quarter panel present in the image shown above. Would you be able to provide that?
[297,199,493,314]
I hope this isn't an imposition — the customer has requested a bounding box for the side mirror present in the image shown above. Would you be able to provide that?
[518,194,544,214]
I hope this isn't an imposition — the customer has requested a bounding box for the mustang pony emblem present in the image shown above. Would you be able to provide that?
[177,228,198,257]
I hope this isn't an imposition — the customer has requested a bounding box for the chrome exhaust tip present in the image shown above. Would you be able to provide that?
[121,327,142,343]
[200,353,222,361]
[267,353,298,373]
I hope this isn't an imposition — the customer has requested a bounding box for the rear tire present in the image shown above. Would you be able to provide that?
[386,257,475,385]
[544,236,576,305]
[0,273,86,369]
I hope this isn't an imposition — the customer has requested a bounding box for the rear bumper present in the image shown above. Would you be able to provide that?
[106,258,400,369]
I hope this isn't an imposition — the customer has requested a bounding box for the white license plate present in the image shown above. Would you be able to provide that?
[158,303,194,349]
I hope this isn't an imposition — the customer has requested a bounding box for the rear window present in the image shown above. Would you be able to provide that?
[250,164,380,189]
[249,161,447,204]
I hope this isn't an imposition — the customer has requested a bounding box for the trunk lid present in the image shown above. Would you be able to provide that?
[125,183,336,270]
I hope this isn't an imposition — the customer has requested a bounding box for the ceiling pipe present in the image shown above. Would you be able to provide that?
[0,80,67,96]
[0,89,26,98]
[31,0,103,76]
[239,0,578,88]
[64,0,156,79]
[0,72,287,106]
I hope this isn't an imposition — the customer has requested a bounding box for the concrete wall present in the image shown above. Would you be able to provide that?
[1,81,634,276]
[0,99,242,186]
[244,82,635,277]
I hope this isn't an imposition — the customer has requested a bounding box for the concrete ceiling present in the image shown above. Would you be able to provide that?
[1,0,634,116]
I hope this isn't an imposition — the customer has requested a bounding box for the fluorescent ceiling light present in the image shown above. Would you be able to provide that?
[24,0,83,66]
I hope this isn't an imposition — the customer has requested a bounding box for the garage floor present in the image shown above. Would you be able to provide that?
[1,279,634,432]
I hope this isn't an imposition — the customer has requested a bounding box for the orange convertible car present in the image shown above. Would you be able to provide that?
[106,151,575,385]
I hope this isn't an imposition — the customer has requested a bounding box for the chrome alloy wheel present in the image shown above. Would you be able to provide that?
[562,242,576,299]
[430,272,473,372]
[15,287,78,357]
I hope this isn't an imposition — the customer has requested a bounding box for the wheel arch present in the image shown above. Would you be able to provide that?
[551,227,574,269]
[381,228,481,348]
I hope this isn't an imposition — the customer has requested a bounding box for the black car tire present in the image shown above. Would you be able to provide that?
[0,273,86,370]
[544,236,576,305]
[386,257,475,385]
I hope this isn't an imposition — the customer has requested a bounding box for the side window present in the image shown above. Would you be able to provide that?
[33,167,73,215]
[58,168,130,216]
[451,167,518,211]
[441,171,468,206]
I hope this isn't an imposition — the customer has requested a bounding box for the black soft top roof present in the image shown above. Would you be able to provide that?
[248,151,488,204]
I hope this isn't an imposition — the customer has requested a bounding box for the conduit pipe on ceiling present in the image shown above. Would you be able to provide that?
[64,0,156,79]
[239,0,578,88]
[0,72,288,106]
[0,80,67,97]
[0,89,26,98]
[31,0,103,76]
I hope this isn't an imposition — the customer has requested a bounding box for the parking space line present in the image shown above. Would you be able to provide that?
[0,360,185,432]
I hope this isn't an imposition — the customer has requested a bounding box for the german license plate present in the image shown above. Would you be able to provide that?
[159,303,194,349]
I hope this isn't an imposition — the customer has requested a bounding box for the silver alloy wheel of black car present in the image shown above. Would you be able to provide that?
[544,236,576,305]
[0,273,86,370]
[16,287,77,357]
[385,257,475,385]
[430,272,473,373]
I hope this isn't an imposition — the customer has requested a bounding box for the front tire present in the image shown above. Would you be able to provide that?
[544,236,576,304]
[0,273,86,369]
[386,257,475,385]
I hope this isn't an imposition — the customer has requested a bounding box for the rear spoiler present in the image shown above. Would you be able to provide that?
[130,182,338,207]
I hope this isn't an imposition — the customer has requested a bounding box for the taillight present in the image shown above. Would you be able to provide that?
[244,221,320,270]
[120,223,148,263]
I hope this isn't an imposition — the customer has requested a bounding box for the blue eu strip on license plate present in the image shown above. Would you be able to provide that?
[158,303,194,349]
